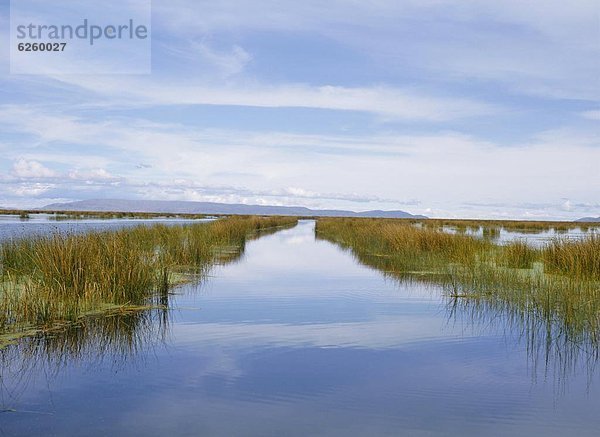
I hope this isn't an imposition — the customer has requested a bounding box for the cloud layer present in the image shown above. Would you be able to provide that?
[0,1,598,219]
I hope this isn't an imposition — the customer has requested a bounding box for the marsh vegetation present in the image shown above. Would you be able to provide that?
[316,218,600,361]
[0,216,297,345]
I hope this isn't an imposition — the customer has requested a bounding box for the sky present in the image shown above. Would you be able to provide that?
[0,0,598,219]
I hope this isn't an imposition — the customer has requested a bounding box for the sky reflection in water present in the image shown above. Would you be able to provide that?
[1,221,598,436]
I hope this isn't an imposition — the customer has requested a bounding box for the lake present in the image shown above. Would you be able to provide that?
[0,214,212,241]
[1,220,598,436]
[440,224,598,247]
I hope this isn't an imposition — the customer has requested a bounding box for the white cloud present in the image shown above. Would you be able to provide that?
[12,158,57,178]
[561,199,573,212]
[194,43,252,76]
[128,180,404,206]
[0,105,598,218]
[10,182,55,197]
[69,168,120,182]
[39,77,497,121]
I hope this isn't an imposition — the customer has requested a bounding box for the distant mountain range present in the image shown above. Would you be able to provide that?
[575,217,600,223]
[41,199,428,219]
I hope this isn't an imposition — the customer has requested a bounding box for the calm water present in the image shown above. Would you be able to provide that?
[1,221,598,436]
[0,214,212,241]
[441,224,598,247]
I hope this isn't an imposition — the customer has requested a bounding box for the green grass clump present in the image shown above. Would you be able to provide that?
[499,240,538,269]
[0,216,297,339]
[543,234,600,280]
[482,226,501,240]
[316,217,491,273]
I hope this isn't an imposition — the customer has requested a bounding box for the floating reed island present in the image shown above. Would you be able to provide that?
[316,218,600,355]
[0,216,297,345]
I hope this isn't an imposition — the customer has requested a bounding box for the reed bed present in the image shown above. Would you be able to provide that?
[499,240,537,269]
[0,216,297,340]
[316,217,600,353]
[418,218,593,232]
[48,211,210,220]
[543,234,600,279]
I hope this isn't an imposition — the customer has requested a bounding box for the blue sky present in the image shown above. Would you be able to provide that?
[0,0,598,219]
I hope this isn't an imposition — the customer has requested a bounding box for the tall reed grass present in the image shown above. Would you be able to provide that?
[544,234,600,280]
[0,216,297,339]
[316,217,600,354]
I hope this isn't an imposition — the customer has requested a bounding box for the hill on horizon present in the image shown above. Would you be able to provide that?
[40,199,428,219]
[575,216,600,223]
